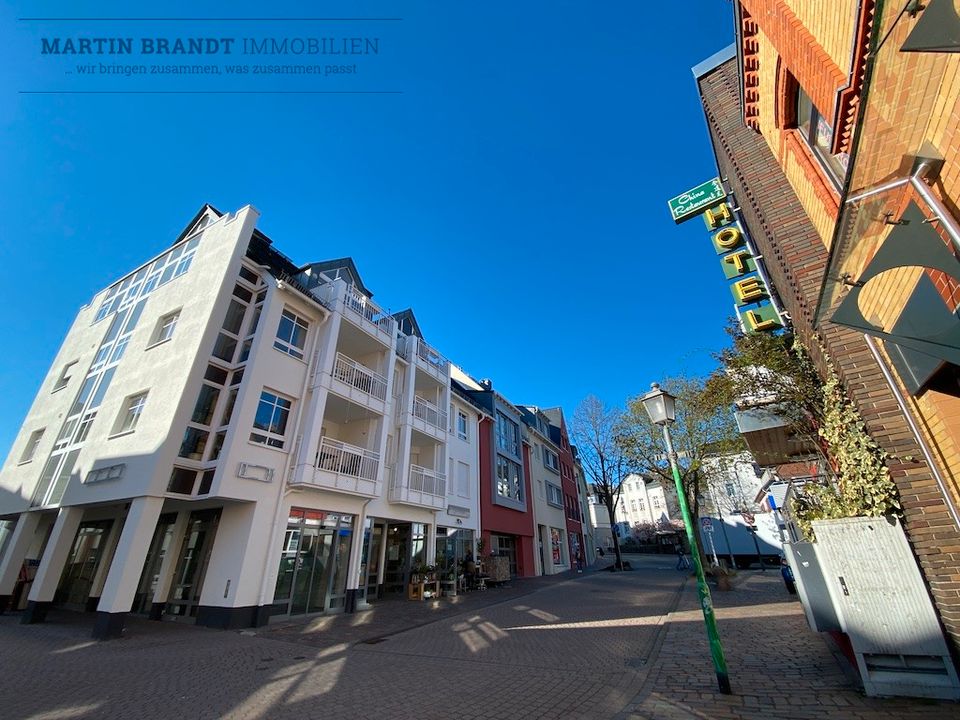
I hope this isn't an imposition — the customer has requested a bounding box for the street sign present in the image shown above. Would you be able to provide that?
[701,517,714,533]
[667,178,725,223]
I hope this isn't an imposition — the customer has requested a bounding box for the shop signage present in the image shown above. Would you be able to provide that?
[666,181,784,334]
[667,177,725,223]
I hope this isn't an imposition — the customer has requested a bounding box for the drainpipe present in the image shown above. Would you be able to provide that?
[256,282,328,616]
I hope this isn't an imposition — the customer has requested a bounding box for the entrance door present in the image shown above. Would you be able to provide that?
[55,519,114,609]
[362,522,384,601]
[132,513,177,615]
[274,508,355,616]
[165,510,220,620]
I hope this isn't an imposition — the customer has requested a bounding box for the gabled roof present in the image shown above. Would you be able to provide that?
[173,204,223,245]
[298,257,372,297]
[392,308,422,338]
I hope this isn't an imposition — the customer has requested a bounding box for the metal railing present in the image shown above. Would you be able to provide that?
[333,353,388,401]
[344,285,392,334]
[315,437,380,482]
[405,464,447,498]
[413,395,448,431]
[416,338,449,373]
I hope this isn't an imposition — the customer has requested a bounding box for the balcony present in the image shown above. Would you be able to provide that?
[734,404,818,466]
[390,464,447,509]
[332,352,388,407]
[294,437,381,497]
[412,395,448,438]
[395,334,410,361]
[343,285,393,341]
[415,338,450,381]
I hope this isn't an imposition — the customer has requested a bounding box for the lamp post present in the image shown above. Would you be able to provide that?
[642,382,732,695]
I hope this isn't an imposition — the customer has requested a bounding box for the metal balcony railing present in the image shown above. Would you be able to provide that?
[344,285,392,334]
[333,353,388,401]
[413,395,447,432]
[315,437,380,482]
[403,464,447,499]
[416,339,449,374]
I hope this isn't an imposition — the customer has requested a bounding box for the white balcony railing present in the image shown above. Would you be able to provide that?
[416,339,449,374]
[315,437,380,482]
[333,353,388,401]
[413,395,448,432]
[405,464,447,498]
[395,334,410,360]
[344,285,392,334]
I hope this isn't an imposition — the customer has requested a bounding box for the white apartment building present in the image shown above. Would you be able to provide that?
[615,474,672,528]
[519,407,569,575]
[700,451,767,516]
[0,204,481,638]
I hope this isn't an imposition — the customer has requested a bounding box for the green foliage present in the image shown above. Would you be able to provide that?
[793,365,901,540]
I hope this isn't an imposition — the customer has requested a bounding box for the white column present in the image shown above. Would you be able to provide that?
[345,504,369,595]
[0,512,42,601]
[96,496,164,614]
[426,518,438,565]
[27,506,83,604]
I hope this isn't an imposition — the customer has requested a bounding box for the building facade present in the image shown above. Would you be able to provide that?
[693,0,960,652]
[0,205,487,637]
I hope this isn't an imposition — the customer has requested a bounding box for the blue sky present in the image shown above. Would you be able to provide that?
[0,1,735,458]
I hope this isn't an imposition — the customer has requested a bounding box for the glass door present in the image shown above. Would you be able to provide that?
[275,508,353,616]
[55,519,114,609]
[165,509,219,619]
[363,522,384,601]
[132,513,176,615]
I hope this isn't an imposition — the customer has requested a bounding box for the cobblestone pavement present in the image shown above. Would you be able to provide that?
[2,556,959,719]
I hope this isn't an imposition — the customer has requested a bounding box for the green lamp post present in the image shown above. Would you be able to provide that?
[642,382,732,695]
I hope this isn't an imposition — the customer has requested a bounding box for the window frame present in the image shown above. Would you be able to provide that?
[250,389,293,449]
[52,361,77,393]
[148,309,181,348]
[273,307,310,360]
[18,428,45,464]
[456,410,469,441]
[113,391,149,436]
[794,84,847,191]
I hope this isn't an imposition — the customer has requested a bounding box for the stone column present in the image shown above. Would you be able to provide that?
[0,512,43,612]
[23,506,84,624]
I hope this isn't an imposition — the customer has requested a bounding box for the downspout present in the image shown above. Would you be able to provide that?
[256,282,328,614]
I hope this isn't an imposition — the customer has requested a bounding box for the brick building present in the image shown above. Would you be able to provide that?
[694,0,960,652]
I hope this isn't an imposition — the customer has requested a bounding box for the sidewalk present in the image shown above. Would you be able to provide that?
[621,570,960,720]
[259,565,593,649]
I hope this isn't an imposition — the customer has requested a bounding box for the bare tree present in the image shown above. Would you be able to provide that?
[572,395,633,570]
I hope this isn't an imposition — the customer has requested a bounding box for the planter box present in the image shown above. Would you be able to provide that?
[812,516,960,700]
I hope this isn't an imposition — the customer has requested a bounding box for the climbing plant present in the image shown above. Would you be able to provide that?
[793,364,901,540]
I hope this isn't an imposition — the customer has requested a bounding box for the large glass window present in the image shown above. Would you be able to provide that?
[274,308,309,359]
[496,411,520,456]
[496,455,523,502]
[251,390,292,449]
[796,85,848,188]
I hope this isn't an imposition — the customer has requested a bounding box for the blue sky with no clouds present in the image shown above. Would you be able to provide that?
[0,1,736,458]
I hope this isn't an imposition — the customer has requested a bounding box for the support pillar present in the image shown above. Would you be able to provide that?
[92,496,164,639]
[344,504,369,613]
[0,512,42,612]
[23,506,83,624]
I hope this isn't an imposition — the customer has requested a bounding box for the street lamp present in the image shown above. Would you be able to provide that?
[642,382,732,695]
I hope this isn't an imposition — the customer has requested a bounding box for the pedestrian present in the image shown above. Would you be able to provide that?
[576,549,584,573]
[675,544,691,570]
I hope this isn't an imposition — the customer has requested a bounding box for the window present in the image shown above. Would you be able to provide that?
[496,455,523,502]
[250,390,292,449]
[85,463,124,484]
[725,482,736,497]
[274,308,309,359]
[116,392,148,434]
[19,429,45,464]
[178,427,209,459]
[149,310,180,347]
[457,461,470,498]
[167,467,197,494]
[795,85,848,188]
[191,385,220,425]
[543,446,560,473]
[496,411,520,456]
[652,496,663,510]
[53,361,77,392]
[456,411,468,441]
[546,482,563,507]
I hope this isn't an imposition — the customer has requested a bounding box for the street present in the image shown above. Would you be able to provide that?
[1,554,957,719]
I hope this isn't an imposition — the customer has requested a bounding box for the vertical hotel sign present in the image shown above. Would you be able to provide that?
[667,179,784,334]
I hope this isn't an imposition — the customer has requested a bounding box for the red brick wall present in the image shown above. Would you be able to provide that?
[698,57,960,652]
